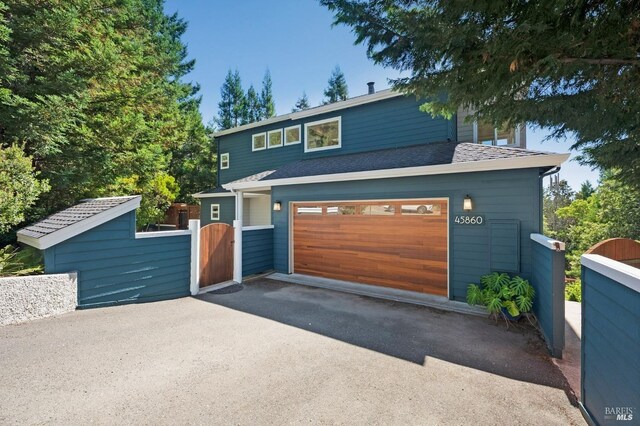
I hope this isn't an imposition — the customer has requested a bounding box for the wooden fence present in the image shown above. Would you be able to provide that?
[586,238,640,268]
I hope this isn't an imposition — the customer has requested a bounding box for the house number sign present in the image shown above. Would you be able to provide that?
[454,215,484,225]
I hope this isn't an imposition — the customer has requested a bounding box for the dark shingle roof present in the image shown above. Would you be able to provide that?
[197,187,233,195]
[18,196,139,241]
[263,142,549,181]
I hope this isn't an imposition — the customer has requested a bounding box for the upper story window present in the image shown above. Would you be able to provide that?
[284,125,301,145]
[474,121,521,146]
[268,129,283,148]
[305,117,341,152]
[220,153,229,169]
[252,132,266,151]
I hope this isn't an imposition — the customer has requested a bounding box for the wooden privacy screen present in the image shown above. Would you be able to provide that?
[199,223,234,287]
[293,200,448,296]
[586,238,640,268]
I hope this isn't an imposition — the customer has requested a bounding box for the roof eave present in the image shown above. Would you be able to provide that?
[222,153,570,192]
[17,196,141,250]
[212,89,402,138]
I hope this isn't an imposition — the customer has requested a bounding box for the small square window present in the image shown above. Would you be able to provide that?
[252,133,266,151]
[210,204,220,221]
[220,153,229,169]
[284,125,301,145]
[268,129,283,148]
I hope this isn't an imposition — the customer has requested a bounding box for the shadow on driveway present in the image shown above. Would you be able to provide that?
[196,278,577,405]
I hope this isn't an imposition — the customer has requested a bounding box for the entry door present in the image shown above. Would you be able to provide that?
[199,223,234,287]
[292,200,448,296]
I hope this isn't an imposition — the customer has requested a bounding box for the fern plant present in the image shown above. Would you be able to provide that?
[467,272,535,323]
[0,245,44,277]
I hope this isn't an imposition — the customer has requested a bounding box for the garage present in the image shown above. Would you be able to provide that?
[292,199,448,296]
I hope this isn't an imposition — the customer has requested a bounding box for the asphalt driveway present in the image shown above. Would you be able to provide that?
[0,278,582,425]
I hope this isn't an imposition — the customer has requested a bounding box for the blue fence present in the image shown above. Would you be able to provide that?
[44,211,193,308]
[242,227,274,277]
[530,234,565,358]
[580,255,640,425]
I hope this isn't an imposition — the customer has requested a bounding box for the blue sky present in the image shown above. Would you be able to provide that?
[164,0,599,190]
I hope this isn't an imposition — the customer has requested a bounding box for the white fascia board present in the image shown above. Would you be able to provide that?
[212,89,401,138]
[530,233,566,251]
[223,153,570,192]
[192,191,235,199]
[135,229,191,239]
[17,196,141,250]
[581,254,640,293]
[242,225,275,231]
[192,191,269,199]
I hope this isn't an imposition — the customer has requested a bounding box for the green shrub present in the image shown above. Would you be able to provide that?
[0,245,44,277]
[467,272,535,323]
[565,280,582,302]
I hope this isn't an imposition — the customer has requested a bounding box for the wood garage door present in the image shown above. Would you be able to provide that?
[293,200,448,296]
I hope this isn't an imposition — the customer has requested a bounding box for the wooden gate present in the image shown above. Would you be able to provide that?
[199,223,234,287]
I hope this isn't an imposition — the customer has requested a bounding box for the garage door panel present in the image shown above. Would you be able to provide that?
[293,200,448,295]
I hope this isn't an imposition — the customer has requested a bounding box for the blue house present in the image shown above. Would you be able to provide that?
[194,86,568,302]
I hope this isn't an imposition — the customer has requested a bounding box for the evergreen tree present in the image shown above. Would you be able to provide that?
[576,181,596,200]
[543,177,575,238]
[259,69,275,119]
[320,0,640,188]
[323,66,348,104]
[0,0,210,231]
[292,92,310,112]
[216,69,246,129]
[246,85,261,123]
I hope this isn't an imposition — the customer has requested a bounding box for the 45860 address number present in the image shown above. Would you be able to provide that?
[454,215,484,225]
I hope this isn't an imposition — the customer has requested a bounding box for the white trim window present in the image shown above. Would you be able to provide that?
[220,153,230,169]
[210,204,220,221]
[284,125,301,145]
[304,116,341,152]
[267,129,283,149]
[252,132,266,151]
[473,121,521,146]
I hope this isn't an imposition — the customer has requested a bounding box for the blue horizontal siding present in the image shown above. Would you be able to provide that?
[218,96,455,184]
[242,228,274,276]
[44,211,191,308]
[530,238,565,357]
[200,197,235,226]
[272,168,542,301]
[581,266,640,424]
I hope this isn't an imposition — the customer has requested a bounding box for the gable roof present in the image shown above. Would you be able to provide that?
[213,89,402,138]
[222,142,569,191]
[17,196,140,250]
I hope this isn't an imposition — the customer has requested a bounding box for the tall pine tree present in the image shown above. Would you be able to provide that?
[292,92,310,112]
[246,85,261,123]
[323,66,348,104]
[259,69,275,119]
[0,0,211,231]
[216,69,246,130]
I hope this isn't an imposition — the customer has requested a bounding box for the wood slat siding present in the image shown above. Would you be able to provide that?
[530,238,565,357]
[242,228,274,276]
[44,211,191,308]
[217,96,455,184]
[199,224,234,286]
[293,201,448,295]
[581,266,640,424]
[586,238,640,266]
[272,168,542,301]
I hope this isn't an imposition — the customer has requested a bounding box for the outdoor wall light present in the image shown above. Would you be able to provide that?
[273,201,282,212]
[463,195,473,212]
